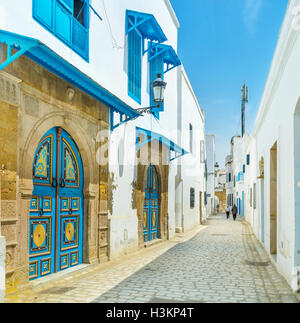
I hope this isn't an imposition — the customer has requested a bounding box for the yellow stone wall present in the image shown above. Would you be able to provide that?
[0,54,110,293]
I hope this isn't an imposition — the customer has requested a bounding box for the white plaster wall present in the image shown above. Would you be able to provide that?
[0,0,179,114]
[84,1,181,257]
[246,0,300,290]
[206,135,215,215]
[0,0,206,260]
[109,122,139,258]
[244,136,258,232]
[0,236,5,303]
[180,67,206,231]
[168,161,177,239]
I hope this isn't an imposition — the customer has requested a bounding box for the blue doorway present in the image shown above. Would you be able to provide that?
[29,127,84,280]
[143,165,160,242]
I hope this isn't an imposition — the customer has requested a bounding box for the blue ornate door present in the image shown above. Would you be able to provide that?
[29,127,83,280]
[143,165,159,242]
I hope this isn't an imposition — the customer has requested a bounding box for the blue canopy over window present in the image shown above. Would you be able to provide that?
[136,127,188,162]
[148,43,181,74]
[0,29,140,119]
[126,10,167,44]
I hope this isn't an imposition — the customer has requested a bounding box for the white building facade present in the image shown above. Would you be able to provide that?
[205,135,215,215]
[0,0,207,291]
[174,66,207,232]
[231,0,300,291]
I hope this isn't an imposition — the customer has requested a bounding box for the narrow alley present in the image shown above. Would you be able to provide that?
[5,215,298,304]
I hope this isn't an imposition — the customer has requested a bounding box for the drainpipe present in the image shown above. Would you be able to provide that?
[0,165,6,303]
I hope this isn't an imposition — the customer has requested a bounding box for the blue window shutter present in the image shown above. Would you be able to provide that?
[150,54,164,118]
[128,28,142,103]
[55,1,72,44]
[33,0,89,61]
[73,19,88,58]
[34,0,54,30]
[243,164,245,173]
[57,0,73,13]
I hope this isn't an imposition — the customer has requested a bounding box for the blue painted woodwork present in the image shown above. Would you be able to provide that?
[128,25,142,104]
[33,0,89,61]
[0,30,140,120]
[89,4,102,21]
[148,43,181,73]
[136,127,188,162]
[126,9,168,105]
[143,166,159,242]
[110,110,139,131]
[29,128,83,280]
[237,171,244,182]
[126,10,167,44]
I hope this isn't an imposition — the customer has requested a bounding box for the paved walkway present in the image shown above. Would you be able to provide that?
[5,215,299,303]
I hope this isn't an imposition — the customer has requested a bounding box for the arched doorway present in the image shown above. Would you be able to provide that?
[28,127,84,280]
[143,165,160,242]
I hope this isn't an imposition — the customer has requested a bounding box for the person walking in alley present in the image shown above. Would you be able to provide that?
[232,204,238,221]
[226,206,231,219]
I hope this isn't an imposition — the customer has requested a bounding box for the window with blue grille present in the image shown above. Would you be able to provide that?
[150,54,164,118]
[247,154,250,165]
[127,25,142,104]
[33,0,89,61]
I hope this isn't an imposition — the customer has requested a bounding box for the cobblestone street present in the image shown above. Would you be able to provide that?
[5,215,299,303]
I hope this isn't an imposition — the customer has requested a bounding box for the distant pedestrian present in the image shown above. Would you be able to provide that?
[232,204,238,221]
[226,206,231,219]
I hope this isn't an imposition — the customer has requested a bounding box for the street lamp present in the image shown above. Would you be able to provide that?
[136,74,167,115]
[152,74,167,105]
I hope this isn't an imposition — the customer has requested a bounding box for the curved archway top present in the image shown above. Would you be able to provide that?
[20,112,99,195]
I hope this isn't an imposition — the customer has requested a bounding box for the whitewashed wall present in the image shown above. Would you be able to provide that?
[179,67,206,231]
[244,0,300,290]
[244,136,258,232]
[0,0,206,260]
[205,135,215,215]
[105,0,181,258]
[0,0,179,116]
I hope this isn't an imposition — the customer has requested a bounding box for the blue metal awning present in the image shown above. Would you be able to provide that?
[148,43,181,73]
[136,127,188,162]
[126,10,167,44]
[0,29,140,119]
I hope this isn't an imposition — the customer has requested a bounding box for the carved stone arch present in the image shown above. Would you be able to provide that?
[136,160,169,247]
[20,111,98,196]
[18,111,100,278]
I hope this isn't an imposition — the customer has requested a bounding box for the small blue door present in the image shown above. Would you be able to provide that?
[143,165,159,242]
[29,127,83,280]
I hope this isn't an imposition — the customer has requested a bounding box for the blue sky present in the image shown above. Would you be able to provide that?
[171,0,288,167]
